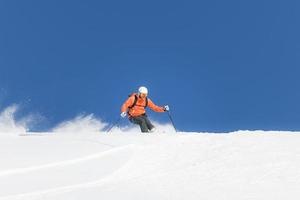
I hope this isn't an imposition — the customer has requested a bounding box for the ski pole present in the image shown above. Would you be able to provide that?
[167,111,177,133]
[106,117,122,133]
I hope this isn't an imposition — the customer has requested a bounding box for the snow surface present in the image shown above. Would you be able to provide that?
[0,106,300,200]
[1,131,300,200]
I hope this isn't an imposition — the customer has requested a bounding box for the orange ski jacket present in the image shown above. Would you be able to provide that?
[121,93,165,117]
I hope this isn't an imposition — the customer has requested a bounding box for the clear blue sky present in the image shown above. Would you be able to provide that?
[0,0,299,132]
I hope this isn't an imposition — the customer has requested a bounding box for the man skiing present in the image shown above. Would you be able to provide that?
[121,86,169,133]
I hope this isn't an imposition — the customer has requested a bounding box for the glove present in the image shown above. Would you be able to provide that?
[120,112,127,118]
[164,105,169,112]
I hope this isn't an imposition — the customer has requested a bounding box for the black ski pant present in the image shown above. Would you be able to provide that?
[129,114,154,133]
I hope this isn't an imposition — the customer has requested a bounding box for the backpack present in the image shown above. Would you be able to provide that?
[128,93,148,109]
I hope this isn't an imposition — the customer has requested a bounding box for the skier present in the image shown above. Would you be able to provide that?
[121,86,169,133]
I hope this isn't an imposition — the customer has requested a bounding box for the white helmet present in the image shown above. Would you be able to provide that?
[138,86,148,94]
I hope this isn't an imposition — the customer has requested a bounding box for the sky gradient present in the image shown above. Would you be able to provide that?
[0,0,299,132]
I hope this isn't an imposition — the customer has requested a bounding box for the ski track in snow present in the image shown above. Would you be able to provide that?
[0,145,132,177]
[0,179,106,200]
[0,142,136,199]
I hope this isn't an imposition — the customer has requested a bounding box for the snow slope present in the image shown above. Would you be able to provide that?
[0,130,300,200]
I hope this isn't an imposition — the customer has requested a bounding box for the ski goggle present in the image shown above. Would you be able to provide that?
[140,93,148,97]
